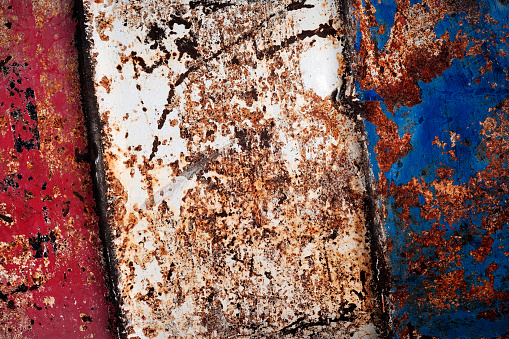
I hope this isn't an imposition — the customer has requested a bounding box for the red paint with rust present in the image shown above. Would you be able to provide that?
[0,1,113,337]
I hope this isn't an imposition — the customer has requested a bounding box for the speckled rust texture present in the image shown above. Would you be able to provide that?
[390,98,509,338]
[83,0,388,337]
[0,0,114,337]
[353,0,509,337]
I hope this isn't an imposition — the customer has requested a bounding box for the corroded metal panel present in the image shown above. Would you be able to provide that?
[82,0,388,337]
[353,0,509,337]
[0,0,114,337]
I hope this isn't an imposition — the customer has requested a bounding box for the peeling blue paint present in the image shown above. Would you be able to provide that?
[355,0,509,337]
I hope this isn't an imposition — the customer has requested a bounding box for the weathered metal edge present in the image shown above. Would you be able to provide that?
[71,0,392,337]
[73,1,127,337]
[338,1,393,337]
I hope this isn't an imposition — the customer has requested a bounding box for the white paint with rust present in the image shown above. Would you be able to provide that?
[84,0,383,337]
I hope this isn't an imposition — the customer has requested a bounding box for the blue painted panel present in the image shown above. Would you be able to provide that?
[354,0,509,337]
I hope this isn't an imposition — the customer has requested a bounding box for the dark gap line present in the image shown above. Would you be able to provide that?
[73,1,127,338]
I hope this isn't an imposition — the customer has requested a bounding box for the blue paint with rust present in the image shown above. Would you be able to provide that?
[356,0,509,337]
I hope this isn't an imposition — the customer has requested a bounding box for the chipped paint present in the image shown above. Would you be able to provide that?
[82,0,389,337]
[0,0,114,337]
[354,0,509,337]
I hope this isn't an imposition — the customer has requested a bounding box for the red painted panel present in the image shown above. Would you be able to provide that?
[0,1,114,337]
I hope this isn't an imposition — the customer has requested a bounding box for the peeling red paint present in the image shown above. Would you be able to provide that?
[0,1,113,337]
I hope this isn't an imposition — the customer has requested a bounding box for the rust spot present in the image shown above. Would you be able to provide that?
[99,76,111,94]
[363,100,412,173]
[354,0,471,111]
[80,313,92,323]
[95,11,113,41]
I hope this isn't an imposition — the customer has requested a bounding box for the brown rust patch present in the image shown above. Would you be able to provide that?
[95,11,112,41]
[389,96,509,319]
[363,100,412,173]
[99,75,111,94]
[354,0,471,111]
[84,0,389,337]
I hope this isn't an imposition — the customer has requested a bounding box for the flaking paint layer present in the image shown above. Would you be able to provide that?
[0,0,114,337]
[353,0,509,337]
[83,0,388,337]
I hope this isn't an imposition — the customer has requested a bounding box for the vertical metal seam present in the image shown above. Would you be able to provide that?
[73,0,127,337]
[338,0,393,337]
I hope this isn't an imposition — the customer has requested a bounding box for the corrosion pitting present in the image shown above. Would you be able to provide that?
[83,0,389,337]
[353,0,509,336]
[0,0,114,337]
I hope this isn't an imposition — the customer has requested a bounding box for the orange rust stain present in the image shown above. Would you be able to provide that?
[363,101,412,173]
[95,11,112,41]
[465,263,509,310]
[100,75,111,94]
[428,269,467,310]
[470,235,495,262]
[390,97,509,317]
[354,0,471,111]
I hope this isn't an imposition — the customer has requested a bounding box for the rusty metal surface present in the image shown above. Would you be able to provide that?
[353,0,509,337]
[0,0,114,337]
[82,0,389,337]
